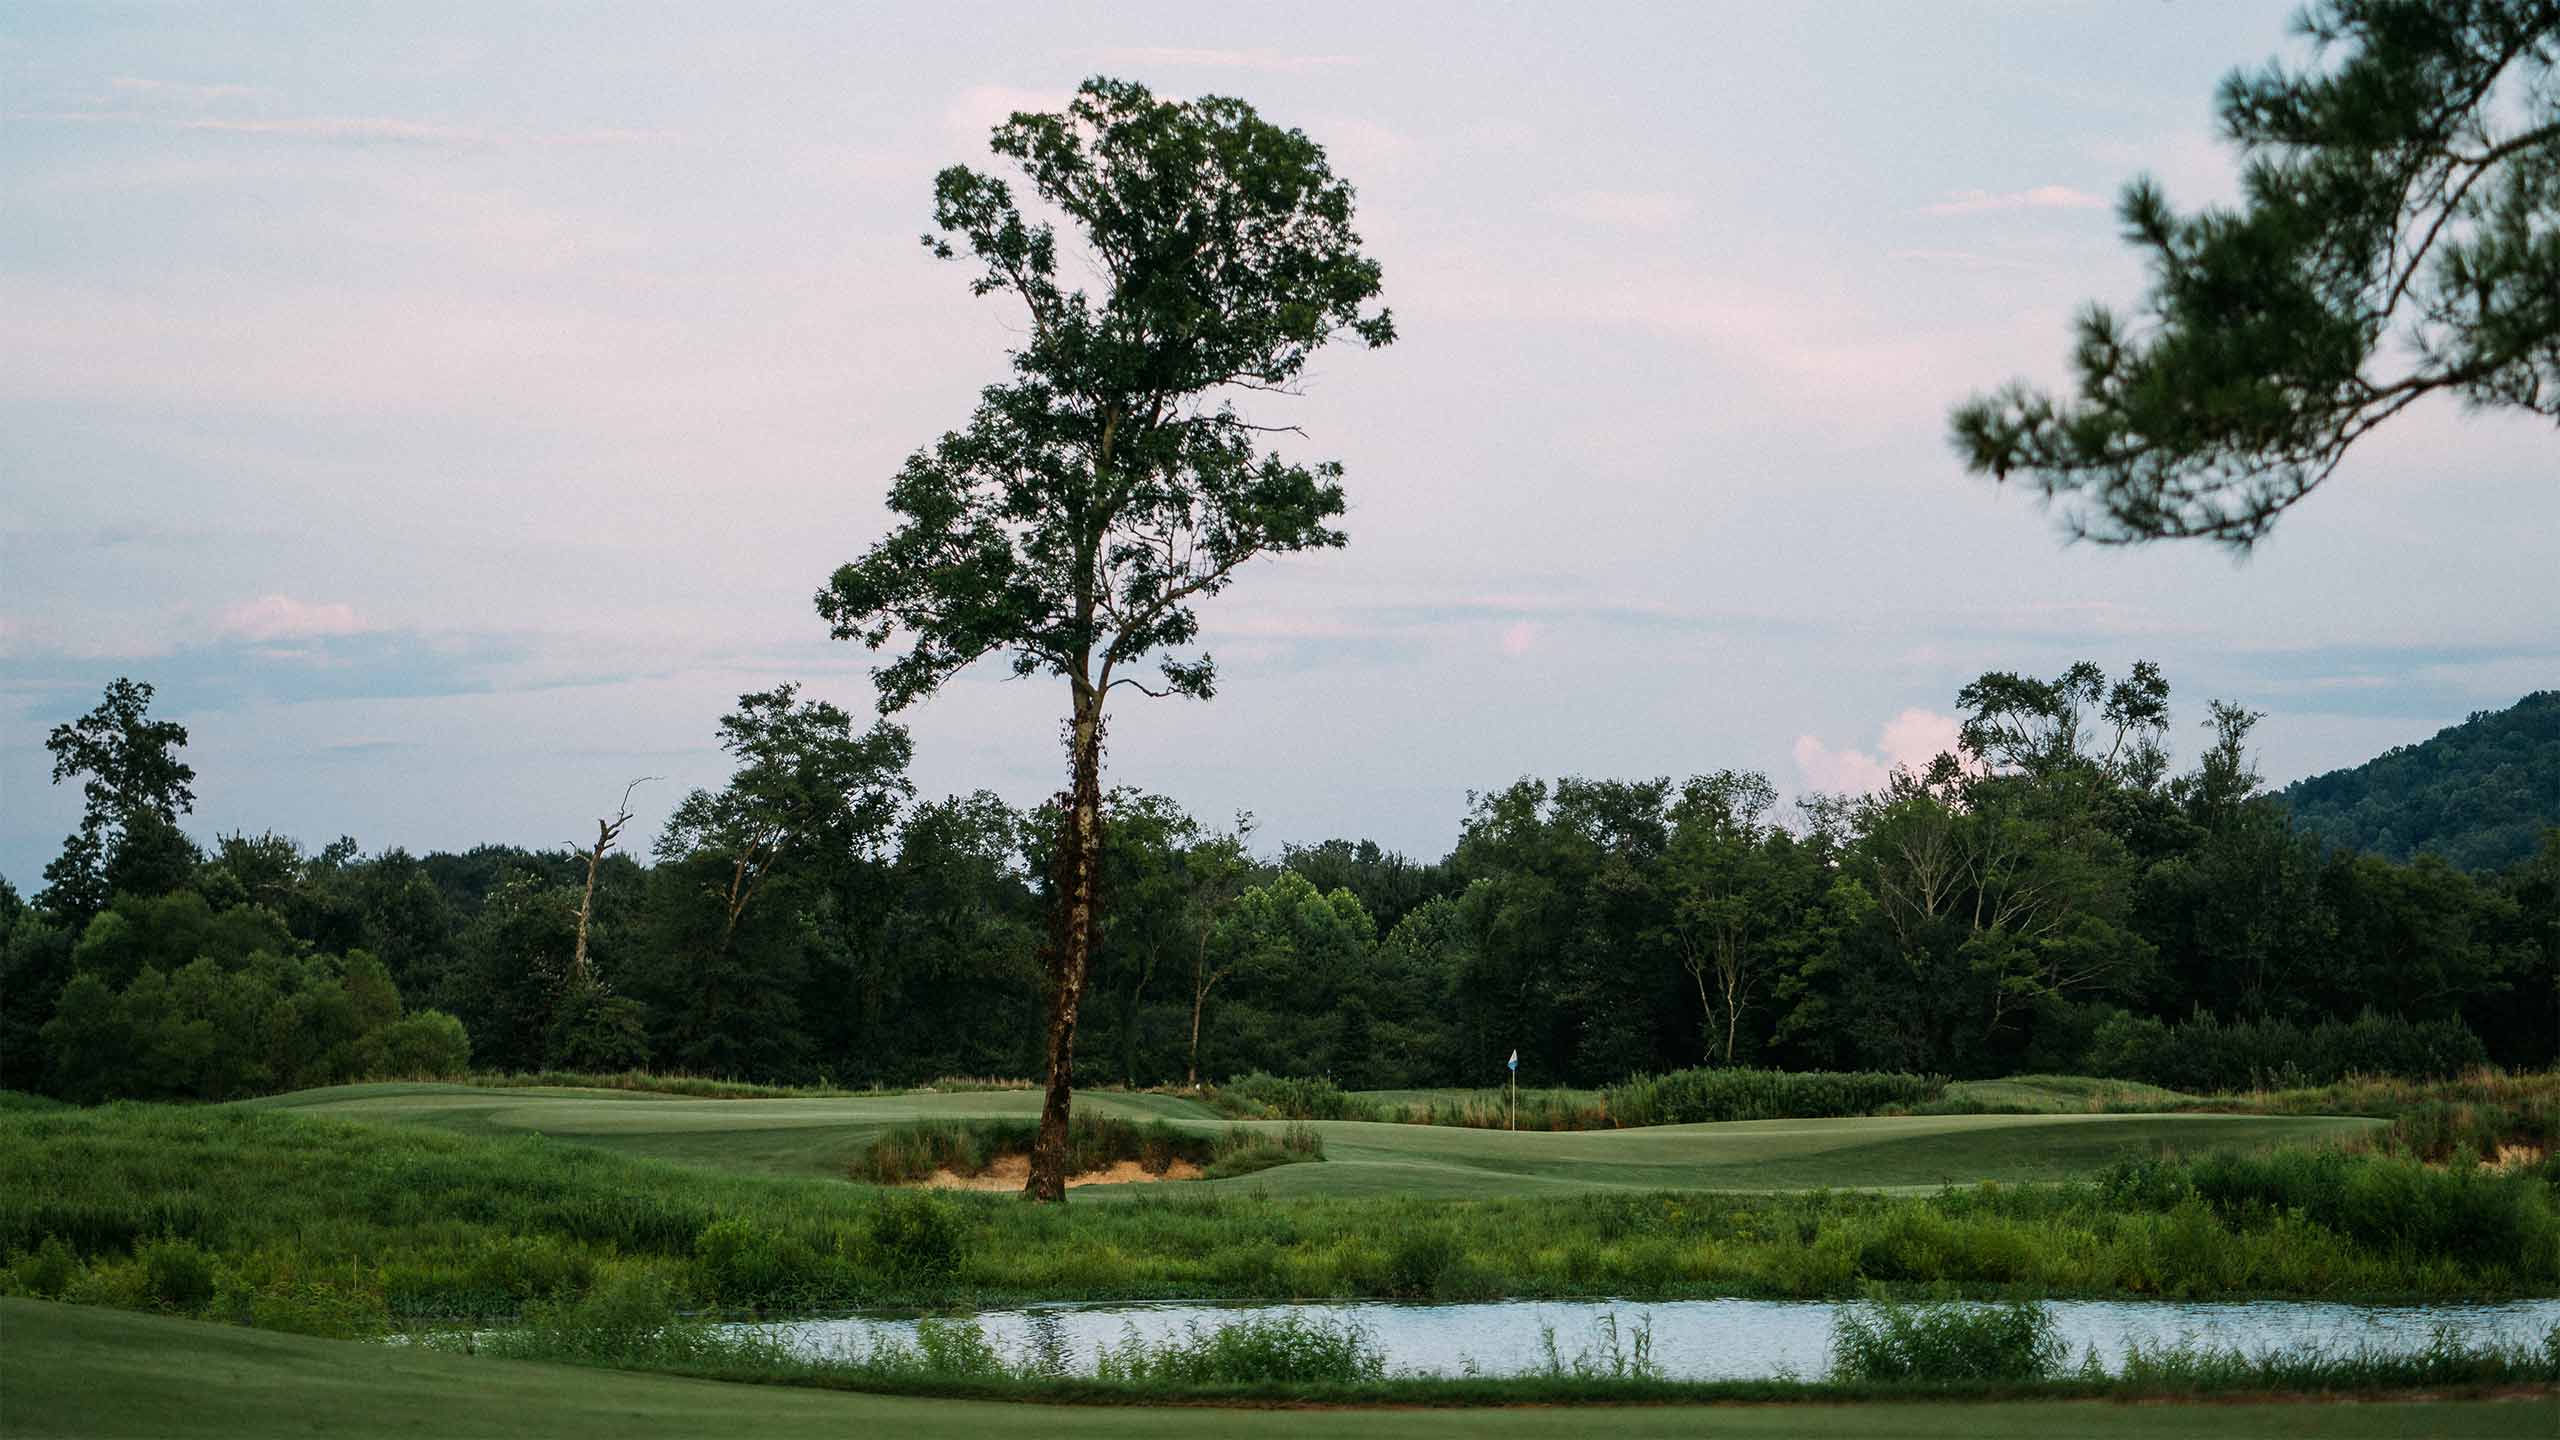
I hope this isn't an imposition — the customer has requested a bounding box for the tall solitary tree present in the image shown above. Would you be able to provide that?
[41,677,199,921]
[1953,1,2558,545]
[817,77,1392,1200]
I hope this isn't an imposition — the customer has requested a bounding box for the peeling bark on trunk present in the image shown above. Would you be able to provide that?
[1026,705,1104,1203]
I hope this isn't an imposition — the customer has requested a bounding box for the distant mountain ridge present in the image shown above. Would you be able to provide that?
[2281,690,2560,872]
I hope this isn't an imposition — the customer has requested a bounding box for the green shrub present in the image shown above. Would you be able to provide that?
[2186,1146,2559,1277]
[1212,1073,1383,1122]
[1829,1297,2064,1382]
[1605,1068,1946,1126]
[2099,1154,2197,1211]
[2090,1010,2488,1092]
[867,1193,963,1284]
[465,1233,594,1308]
[693,1219,805,1305]
[137,1236,216,1313]
[1384,1228,1461,1298]
[358,1011,472,1080]
[8,1236,78,1297]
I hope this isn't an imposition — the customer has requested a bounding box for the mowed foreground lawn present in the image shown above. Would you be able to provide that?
[248,1083,2378,1196]
[6,1300,2550,1440]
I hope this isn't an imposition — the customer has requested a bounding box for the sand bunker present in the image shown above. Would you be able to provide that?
[919,1154,1204,1191]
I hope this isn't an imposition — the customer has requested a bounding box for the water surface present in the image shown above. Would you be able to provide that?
[743,1297,2560,1380]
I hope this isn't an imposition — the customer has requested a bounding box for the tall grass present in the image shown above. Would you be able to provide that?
[1605,1068,1948,1126]
[5,1101,2554,1330]
[1095,1314,1387,1384]
[1379,1090,1614,1131]
[1829,1296,2065,1382]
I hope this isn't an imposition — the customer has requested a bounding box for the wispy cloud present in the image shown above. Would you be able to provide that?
[1075,47,1369,74]
[1887,247,2054,273]
[1922,184,2108,217]
[107,75,269,103]
[216,594,367,644]
[177,116,669,147]
[9,109,667,147]
[1543,190,1694,229]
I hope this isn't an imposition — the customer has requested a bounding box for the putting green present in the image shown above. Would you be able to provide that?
[5,1300,2550,1440]
[248,1083,2376,1197]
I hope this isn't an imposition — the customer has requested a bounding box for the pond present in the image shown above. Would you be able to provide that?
[738,1297,2560,1380]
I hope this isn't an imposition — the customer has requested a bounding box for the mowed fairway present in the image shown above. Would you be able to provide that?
[247,1083,2377,1196]
[7,1300,2550,1440]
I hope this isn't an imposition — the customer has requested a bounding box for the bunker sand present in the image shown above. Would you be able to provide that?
[922,1154,1204,1190]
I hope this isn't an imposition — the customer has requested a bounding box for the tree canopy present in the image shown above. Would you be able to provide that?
[1953,0,2559,545]
[39,677,198,923]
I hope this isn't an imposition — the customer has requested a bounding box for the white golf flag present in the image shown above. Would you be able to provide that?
[1507,1049,1518,1072]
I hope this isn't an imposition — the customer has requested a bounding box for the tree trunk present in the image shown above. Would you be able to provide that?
[1722,977,1742,1065]
[1684,953,1713,1067]
[1717,940,1744,1065]
[1186,981,1206,1089]
[1026,704,1105,1202]
[571,824,604,989]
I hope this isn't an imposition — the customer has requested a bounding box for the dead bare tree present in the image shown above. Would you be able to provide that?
[572,777,656,987]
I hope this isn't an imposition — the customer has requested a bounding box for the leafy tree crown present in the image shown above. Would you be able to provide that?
[818,76,1393,711]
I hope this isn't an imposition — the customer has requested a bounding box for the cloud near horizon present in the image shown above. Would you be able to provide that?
[1074,47,1370,73]
[1792,708,1963,795]
[214,595,368,644]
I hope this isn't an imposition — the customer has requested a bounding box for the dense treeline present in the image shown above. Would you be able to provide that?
[2281,691,2559,873]
[5,666,2556,1100]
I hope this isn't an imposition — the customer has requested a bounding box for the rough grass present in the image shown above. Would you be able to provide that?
[13,1299,2557,1439]
[1365,1089,1615,1131]
[1,1100,2550,1328]
[1920,1070,2560,1176]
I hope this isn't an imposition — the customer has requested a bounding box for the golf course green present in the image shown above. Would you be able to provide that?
[5,1299,2550,1440]
[247,1081,2378,1195]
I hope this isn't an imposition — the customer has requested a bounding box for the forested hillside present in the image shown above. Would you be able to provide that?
[2282,691,2560,872]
